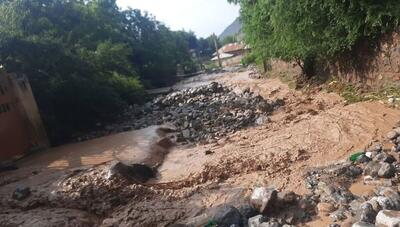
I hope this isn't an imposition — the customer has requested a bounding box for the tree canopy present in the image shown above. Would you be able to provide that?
[230,0,400,76]
[0,0,200,143]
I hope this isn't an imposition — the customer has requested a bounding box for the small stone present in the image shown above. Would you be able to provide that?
[12,186,31,200]
[387,130,398,140]
[250,187,278,214]
[375,210,400,227]
[329,224,340,227]
[205,150,214,155]
[182,129,191,139]
[378,163,396,178]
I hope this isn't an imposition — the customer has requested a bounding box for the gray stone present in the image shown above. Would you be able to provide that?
[248,215,267,227]
[376,196,397,210]
[364,161,382,177]
[212,205,243,227]
[250,187,278,214]
[378,163,396,178]
[375,210,400,227]
[359,203,377,224]
[374,153,396,164]
[351,221,375,227]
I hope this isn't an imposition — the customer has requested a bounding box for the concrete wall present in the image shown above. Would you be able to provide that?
[0,69,49,160]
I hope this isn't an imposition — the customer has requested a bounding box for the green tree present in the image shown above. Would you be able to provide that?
[0,0,195,143]
[230,0,400,77]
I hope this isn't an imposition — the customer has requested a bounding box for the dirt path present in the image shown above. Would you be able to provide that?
[1,70,400,226]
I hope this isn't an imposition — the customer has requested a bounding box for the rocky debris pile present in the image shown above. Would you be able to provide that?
[303,133,400,226]
[140,82,282,143]
[183,187,313,227]
[90,82,281,144]
[75,82,282,143]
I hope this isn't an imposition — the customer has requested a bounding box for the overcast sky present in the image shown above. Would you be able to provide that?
[116,0,240,38]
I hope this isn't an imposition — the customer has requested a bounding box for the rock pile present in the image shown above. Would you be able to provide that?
[302,131,400,226]
[82,82,282,144]
[198,127,400,227]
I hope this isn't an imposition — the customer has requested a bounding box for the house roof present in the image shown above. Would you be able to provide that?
[221,42,246,54]
[211,53,234,61]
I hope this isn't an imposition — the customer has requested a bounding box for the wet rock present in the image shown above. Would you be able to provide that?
[212,205,243,227]
[359,203,377,224]
[375,210,400,226]
[106,162,155,183]
[248,215,267,227]
[376,196,397,210]
[250,187,278,214]
[351,221,375,227]
[378,163,396,178]
[12,186,31,200]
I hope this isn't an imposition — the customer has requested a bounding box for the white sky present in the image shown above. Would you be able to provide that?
[116,0,240,38]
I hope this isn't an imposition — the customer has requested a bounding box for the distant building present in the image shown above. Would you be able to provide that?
[0,68,49,161]
[211,42,250,67]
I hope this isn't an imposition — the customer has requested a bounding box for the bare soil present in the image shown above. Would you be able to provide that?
[1,70,400,227]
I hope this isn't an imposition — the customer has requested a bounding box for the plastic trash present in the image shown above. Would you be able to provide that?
[349,152,365,162]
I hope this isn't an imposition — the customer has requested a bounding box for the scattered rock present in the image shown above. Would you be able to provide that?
[250,187,278,214]
[378,163,396,178]
[375,210,400,227]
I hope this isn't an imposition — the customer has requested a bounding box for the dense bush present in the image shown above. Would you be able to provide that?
[0,0,198,143]
[229,0,400,77]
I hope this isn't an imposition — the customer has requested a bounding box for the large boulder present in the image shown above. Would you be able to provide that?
[375,210,400,226]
